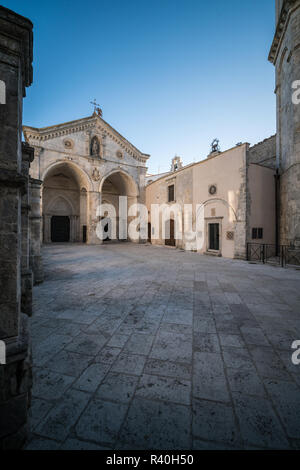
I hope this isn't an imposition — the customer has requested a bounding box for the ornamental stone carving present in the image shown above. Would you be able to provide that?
[91,136,100,156]
[92,167,100,181]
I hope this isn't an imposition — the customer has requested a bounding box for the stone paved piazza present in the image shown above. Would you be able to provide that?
[26,243,300,450]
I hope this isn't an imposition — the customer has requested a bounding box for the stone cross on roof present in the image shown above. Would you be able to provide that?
[90,98,103,117]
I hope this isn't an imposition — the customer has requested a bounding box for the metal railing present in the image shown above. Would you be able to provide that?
[247,243,300,268]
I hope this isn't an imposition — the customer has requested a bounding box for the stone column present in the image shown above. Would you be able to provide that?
[21,143,34,316]
[29,178,43,284]
[43,215,51,243]
[0,6,34,449]
[70,215,78,242]
[88,191,102,244]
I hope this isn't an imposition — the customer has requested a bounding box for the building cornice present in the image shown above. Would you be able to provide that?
[0,6,33,94]
[23,114,150,164]
[269,0,300,64]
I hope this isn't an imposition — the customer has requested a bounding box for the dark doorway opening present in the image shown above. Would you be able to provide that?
[82,225,87,243]
[103,222,110,242]
[148,222,151,242]
[51,216,70,242]
[209,223,220,251]
[165,219,175,247]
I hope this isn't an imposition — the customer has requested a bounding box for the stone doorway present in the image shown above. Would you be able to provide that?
[51,216,70,242]
[165,219,175,246]
[208,222,220,251]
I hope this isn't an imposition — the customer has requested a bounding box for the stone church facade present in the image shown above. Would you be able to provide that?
[23,114,149,244]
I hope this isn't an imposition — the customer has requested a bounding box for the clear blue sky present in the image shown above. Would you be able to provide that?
[4,0,276,174]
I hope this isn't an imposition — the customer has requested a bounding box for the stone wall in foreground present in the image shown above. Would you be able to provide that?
[0,6,36,450]
[269,0,300,246]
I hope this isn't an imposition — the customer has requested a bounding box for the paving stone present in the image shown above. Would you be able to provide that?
[33,333,73,366]
[32,369,75,400]
[111,352,147,375]
[226,367,266,396]
[136,373,191,405]
[193,316,216,334]
[107,334,130,348]
[159,323,193,335]
[219,333,245,349]
[264,379,300,439]
[150,330,193,363]
[29,398,54,430]
[96,372,139,403]
[118,397,191,449]
[65,332,107,356]
[75,398,128,446]
[222,347,255,370]
[193,352,230,403]
[249,346,291,381]
[72,363,110,392]
[44,349,93,377]
[193,439,241,450]
[144,358,192,380]
[60,438,110,450]
[25,436,61,450]
[240,326,270,346]
[35,389,90,441]
[162,309,193,326]
[225,293,242,304]
[233,393,290,449]
[94,346,122,364]
[265,328,298,351]
[193,332,220,353]
[192,399,239,446]
[124,333,155,355]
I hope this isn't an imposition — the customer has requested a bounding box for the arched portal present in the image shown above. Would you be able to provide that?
[42,162,89,243]
[99,170,139,241]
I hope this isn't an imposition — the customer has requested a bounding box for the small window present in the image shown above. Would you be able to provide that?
[168,184,175,202]
[252,227,263,239]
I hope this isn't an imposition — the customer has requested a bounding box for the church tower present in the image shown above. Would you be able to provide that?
[269,0,300,246]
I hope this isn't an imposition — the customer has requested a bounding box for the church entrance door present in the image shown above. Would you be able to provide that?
[51,216,70,242]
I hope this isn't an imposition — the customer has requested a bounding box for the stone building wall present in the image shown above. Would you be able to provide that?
[247,135,277,169]
[0,6,35,449]
[269,0,300,246]
[146,145,249,259]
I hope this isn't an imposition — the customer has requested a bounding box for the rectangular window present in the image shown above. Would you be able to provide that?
[258,228,263,239]
[168,184,175,202]
[252,227,263,239]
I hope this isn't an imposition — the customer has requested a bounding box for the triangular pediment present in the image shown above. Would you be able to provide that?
[23,113,149,163]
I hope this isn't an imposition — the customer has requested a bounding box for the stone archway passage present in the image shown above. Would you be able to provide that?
[42,162,88,243]
[51,216,70,242]
[100,170,139,242]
